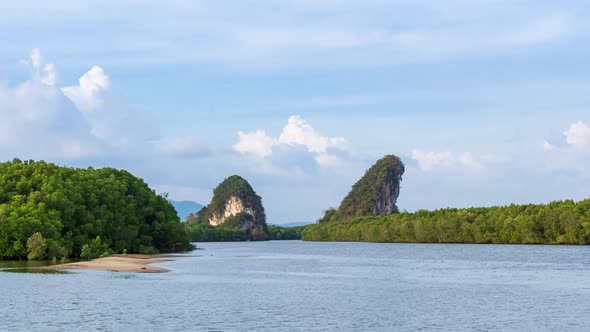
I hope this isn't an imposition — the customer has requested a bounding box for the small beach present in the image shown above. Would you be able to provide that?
[44,254,172,273]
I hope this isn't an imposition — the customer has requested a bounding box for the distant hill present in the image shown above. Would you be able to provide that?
[169,200,204,221]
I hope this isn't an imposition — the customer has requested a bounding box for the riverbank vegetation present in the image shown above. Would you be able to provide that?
[185,223,248,242]
[185,223,305,242]
[268,225,305,240]
[0,159,192,260]
[302,199,590,244]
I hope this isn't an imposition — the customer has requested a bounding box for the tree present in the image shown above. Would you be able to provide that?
[26,232,47,260]
[80,236,109,260]
[0,159,193,260]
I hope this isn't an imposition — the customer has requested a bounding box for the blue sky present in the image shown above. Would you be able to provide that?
[1,0,590,223]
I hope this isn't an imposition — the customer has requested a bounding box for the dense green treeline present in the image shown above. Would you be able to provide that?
[268,225,305,240]
[185,223,248,242]
[0,159,192,260]
[185,223,304,242]
[302,199,590,244]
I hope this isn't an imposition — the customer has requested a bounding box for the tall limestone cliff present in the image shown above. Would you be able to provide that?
[193,175,267,239]
[321,155,405,222]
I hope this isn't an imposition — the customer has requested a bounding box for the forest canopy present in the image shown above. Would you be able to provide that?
[302,199,590,244]
[0,159,192,260]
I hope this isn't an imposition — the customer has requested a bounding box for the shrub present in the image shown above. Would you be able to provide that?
[80,236,110,260]
[138,245,159,255]
[26,233,47,260]
[47,240,68,260]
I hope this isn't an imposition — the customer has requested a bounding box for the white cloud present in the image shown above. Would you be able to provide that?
[278,115,346,153]
[0,48,198,160]
[544,121,590,153]
[411,150,454,171]
[542,121,590,177]
[0,79,99,159]
[22,48,58,86]
[563,121,590,150]
[234,130,275,157]
[234,115,347,170]
[59,63,159,152]
[41,63,58,86]
[30,48,43,69]
[411,149,485,172]
[62,66,110,113]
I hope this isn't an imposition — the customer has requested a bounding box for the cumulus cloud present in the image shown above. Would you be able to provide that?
[541,121,590,177]
[278,116,346,153]
[41,63,58,86]
[234,115,346,170]
[234,130,275,157]
[544,121,590,152]
[30,48,43,69]
[59,62,158,152]
[0,79,99,159]
[411,149,485,172]
[0,48,207,161]
[0,49,122,159]
[62,66,110,113]
[22,48,58,86]
[563,121,590,150]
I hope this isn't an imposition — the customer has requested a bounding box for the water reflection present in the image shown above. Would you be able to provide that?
[2,267,70,274]
[0,260,53,269]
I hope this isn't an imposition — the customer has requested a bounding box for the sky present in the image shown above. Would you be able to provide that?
[1,0,590,224]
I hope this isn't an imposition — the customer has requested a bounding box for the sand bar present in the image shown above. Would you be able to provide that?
[44,254,173,273]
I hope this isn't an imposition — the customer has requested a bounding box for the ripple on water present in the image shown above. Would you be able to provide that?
[1,242,590,331]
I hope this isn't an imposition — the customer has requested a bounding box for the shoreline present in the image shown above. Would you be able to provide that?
[43,254,173,273]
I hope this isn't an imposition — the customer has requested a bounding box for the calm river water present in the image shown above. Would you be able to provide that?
[1,241,589,331]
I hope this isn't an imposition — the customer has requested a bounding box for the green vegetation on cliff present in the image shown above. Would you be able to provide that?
[0,159,192,260]
[329,155,404,222]
[302,199,590,244]
[210,175,265,224]
[186,175,268,241]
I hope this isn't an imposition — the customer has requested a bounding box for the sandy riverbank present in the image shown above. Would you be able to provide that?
[44,254,173,273]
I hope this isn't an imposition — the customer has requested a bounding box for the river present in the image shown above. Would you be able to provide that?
[1,241,589,331]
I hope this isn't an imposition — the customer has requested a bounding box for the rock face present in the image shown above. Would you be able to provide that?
[336,155,405,220]
[197,175,267,234]
[209,196,251,226]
